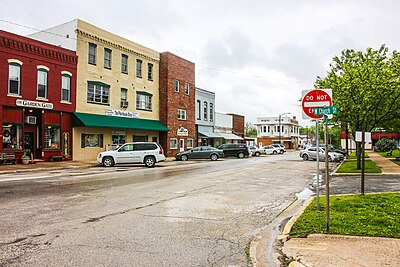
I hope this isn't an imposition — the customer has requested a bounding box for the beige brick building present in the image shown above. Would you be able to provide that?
[30,19,168,160]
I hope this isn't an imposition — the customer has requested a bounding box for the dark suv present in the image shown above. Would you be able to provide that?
[217,143,250,158]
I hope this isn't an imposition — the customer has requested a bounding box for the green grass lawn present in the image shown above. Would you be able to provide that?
[290,193,400,238]
[336,160,381,173]
[377,150,400,158]
[349,151,369,159]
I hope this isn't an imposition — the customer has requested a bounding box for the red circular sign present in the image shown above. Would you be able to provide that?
[302,90,332,119]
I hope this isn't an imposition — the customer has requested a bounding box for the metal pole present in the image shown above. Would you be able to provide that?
[324,117,330,232]
[279,114,281,144]
[316,120,320,209]
[361,130,365,195]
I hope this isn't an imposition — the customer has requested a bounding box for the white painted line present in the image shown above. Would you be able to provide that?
[303,101,331,107]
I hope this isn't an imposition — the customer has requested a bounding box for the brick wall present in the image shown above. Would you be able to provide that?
[159,52,195,157]
[231,114,245,137]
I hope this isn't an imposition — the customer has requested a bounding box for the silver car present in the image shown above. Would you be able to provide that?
[299,147,343,162]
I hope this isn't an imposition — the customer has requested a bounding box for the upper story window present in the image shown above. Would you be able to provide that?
[121,88,127,101]
[203,101,208,121]
[174,80,179,92]
[136,91,152,111]
[121,54,128,74]
[88,43,97,65]
[104,48,112,69]
[61,72,72,102]
[8,61,21,95]
[184,83,190,95]
[136,59,142,78]
[209,103,214,122]
[148,63,153,81]
[196,100,201,120]
[178,109,187,120]
[87,81,110,105]
[37,67,49,99]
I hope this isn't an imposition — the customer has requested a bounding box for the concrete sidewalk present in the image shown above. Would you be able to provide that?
[0,157,178,175]
[367,152,400,174]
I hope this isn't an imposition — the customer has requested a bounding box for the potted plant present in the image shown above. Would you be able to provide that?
[21,155,30,165]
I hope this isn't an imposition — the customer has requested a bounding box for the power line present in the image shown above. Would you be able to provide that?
[197,65,314,84]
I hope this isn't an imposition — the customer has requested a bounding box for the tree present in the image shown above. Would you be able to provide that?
[245,122,257,136]
[315,45,400,167]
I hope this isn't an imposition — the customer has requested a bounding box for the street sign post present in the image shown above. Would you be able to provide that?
[314,106,338,116]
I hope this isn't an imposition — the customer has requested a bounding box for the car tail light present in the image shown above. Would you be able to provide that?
[98,153,102,158]
[159,149,163,155]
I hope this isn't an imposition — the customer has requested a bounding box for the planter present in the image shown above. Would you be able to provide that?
[21,158,29,164]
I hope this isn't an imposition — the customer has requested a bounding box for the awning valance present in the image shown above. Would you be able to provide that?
[199,131,222,138]
[217,133,244,140]
[73,112,169,132]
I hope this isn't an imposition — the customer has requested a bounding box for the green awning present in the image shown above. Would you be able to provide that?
[73,112,169,132]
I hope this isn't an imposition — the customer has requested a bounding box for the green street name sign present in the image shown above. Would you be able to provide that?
[314,106,338,116]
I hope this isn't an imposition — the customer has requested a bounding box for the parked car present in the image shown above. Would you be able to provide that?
[97,142,166,167]
[249,145,264,157]
[317,144,346,155]
[175,146,224,161]
[271,144,286,154]
[262,145,280,155]
[299,146,344,162]
[218,143,251,158]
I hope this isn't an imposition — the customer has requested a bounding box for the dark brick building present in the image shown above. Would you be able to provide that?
[0,30,77,162]
[228,113,245,139]
[159,52,195,157]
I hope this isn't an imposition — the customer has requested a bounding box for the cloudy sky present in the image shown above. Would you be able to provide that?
[1,0,399,126]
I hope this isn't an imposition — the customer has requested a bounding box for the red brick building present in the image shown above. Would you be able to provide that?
[228,113,245,139]
[159,52,195,157]
[0,30,77,162]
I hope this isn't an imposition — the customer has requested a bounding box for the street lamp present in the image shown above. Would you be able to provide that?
[278,112,290,144]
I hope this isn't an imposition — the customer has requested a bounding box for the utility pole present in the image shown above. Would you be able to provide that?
[316,120,320,209]
[324,115,330,232]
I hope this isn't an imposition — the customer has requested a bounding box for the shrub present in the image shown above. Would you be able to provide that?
[375,138,397,152]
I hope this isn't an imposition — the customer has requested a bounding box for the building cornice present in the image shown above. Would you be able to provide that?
[0,34,77,64]
[77,29,159,63]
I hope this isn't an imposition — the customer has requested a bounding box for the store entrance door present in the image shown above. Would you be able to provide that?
[24,132,34,159]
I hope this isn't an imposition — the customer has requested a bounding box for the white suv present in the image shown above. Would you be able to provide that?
[97,142,166,168]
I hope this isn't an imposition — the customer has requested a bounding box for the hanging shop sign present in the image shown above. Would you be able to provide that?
[177,127,188,136]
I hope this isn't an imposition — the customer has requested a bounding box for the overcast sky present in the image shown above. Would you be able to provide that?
[1,0,399,126]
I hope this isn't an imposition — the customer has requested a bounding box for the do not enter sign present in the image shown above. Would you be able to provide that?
[302,89,332,119]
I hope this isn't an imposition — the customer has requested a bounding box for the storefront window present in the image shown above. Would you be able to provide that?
[44,125,60,149]
[81,134,103,148]
[2,124,22,149]
[112,132,126,145]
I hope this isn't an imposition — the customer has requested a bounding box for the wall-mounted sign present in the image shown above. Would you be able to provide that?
[105,108,139,119]
[16,99,54,109]
[177,127,188,136]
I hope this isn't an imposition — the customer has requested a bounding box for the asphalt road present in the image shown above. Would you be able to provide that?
[1,152,387,266]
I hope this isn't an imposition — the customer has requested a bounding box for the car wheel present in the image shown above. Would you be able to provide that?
[328,156,333,162]
[302,154,309,161]
[102,156,114,167]
[273,151,277,155]
[144,156,156,167]
[210,154,218,161]
[281,150,285,154]
[237,152,245,158]
[181,155,188,161]
[255,152,260,157]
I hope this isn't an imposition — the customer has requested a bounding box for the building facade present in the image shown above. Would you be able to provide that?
[30,19,168,160]
[213,112,243,147]
[255,115,300,149]
[0,30,77,161]
[159,52,195,157]
[228,113,245,138]
[195,87,219,146]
